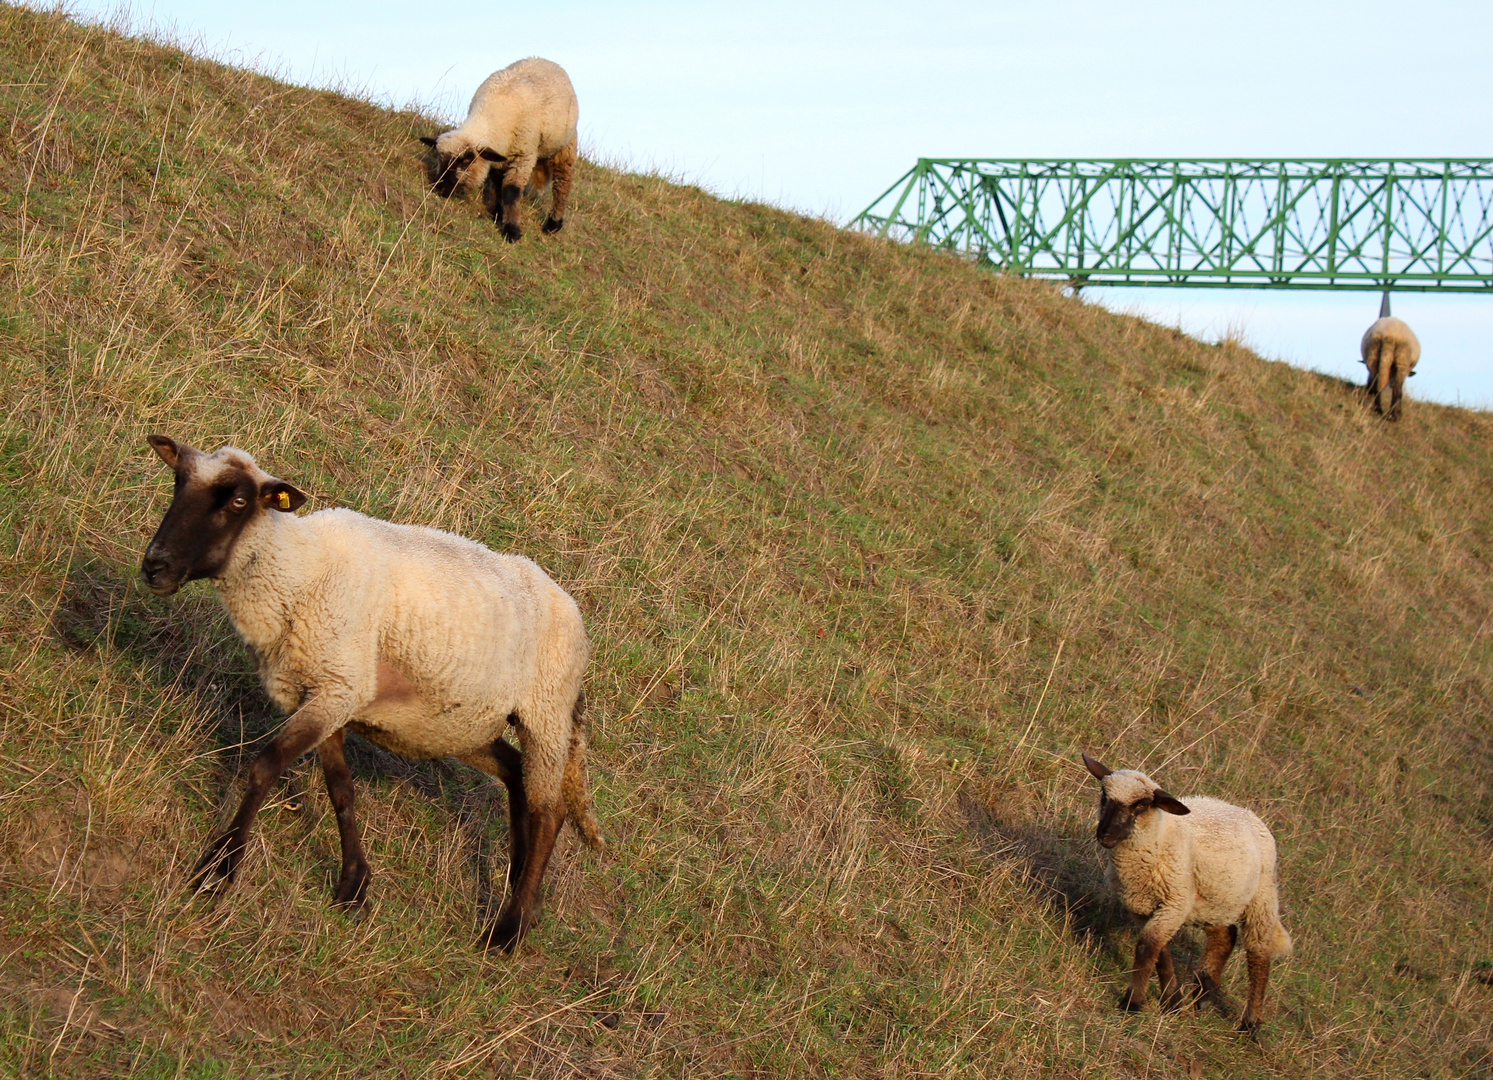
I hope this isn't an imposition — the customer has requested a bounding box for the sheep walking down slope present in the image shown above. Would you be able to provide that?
[140,437,603,952]
[1361,305,1421,421]
[1082,753,1291,1035]
[419,57,579,243]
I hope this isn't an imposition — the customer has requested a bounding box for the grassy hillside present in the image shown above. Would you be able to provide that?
[2,6,1492,1077]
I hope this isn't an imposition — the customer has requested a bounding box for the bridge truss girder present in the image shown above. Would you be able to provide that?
[852,159,1493,292]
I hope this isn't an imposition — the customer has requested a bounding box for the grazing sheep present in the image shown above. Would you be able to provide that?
[419,57,578,243]
[1361,299,1420,421]
[140,436,603,952]
[1081,753,1291,1035]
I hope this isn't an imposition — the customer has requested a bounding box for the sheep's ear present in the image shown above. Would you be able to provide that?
[1082,752,1112,780]
[418,135,438,148]
[259,480,308,513]
[147,434,185,468]
[478,147,506,163]
[1152,789,1190,815]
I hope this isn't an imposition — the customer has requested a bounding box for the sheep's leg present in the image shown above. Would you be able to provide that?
[543,142,576,234]
[190,711,337,892]
[1387,361,1407,422]
[1194,924,1237,1007]
[482,800,562,953]
[1239,949,1272,1036]
[1123,933,1167,1011]
[488,156,535,243]
[1155,944,1184,1011]
[491,738,530,892]
[318,729,370,908]
[1365,343,1385,414]
[457,735,530,892]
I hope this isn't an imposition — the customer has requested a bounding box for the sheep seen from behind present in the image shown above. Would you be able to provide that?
[140,436,603,952]
[419,57,578,242]
[1361,307,1421,422]
[1082,752,1291,1035]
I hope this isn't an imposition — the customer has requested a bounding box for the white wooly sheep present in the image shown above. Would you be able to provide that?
[1360,315,1421,421]
[1082,753,1291,1035]
[140,436,603,952]
[419,57,579,243]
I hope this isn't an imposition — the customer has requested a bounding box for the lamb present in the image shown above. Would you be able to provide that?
[139,436,603,952]
[1081,753,1292,1035]
[1361,298,1420,421]
[419,57,579,243]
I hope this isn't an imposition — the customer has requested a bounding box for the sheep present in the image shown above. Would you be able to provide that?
[419,57,579,243]
[1361,299,1420,421]
[139,436,603,952]
[1081,752,1291,1035]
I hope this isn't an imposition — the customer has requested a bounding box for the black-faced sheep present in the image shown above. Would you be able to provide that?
[419,57,578,243]
[140,436,603,952]
[1082,753,1291,1035]
[1361,306,1421,422]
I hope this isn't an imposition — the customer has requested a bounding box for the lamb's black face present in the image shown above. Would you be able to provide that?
[1095,790,1150,849]
[430,149,476,197]
[139,437,305,595]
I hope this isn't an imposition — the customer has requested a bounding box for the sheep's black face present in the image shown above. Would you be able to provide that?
[140,437,305,595]
[430,150,474,197]
[1096,792,1149,849]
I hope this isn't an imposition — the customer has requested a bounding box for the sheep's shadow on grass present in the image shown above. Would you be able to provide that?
[52,556,516,921]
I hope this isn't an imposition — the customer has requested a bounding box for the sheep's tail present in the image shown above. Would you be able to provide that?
[1270,921,1293,959]
[1372,338,1397,396]
[563,691,605,852]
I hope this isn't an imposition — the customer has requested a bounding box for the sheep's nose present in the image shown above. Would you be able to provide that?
[140,555,174,590]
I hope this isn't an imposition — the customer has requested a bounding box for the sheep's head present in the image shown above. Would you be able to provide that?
[419,133,506,198]
[140,436,307,595]
[1082,752,1190,849]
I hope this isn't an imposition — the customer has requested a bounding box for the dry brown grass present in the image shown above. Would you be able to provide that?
[1,5,1492,1077]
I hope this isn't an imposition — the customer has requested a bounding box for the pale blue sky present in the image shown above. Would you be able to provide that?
[66,0,1493,406]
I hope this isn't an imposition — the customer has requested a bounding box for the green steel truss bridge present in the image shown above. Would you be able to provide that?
[852,159,1493,292]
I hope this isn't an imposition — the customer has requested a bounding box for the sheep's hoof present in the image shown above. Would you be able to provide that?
[541,216,564,235]
[189,833,244,893]
[1238,1017,1262,1041]
[499,222,523,243]
[1160,990,1185,1012]
[332,863,370,909]
[480,911,526,954]
[1119,991,1146,1013]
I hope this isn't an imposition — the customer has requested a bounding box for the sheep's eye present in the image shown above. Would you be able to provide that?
[230,494,249,509]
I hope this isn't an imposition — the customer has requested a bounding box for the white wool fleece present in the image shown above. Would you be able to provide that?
[1100,769,1292,957]
[215,506,587,810]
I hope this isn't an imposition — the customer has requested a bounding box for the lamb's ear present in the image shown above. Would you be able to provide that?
[418,135,438,148]
[1152,789,1190,815]
[259,480,308,513]
[1082,752,1112,780]
[147,434,187,468]
[477,147,506,163]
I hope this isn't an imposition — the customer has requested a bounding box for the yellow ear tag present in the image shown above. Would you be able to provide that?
[277,491,292,510]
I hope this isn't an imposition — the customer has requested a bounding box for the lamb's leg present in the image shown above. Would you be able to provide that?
[1387,361,1407,422]
[318,729,370,908]
[491,155,536,243]
[191,707,344,892]
[1123,926,1175,1011]
[1365,343,1384,414]
[1155,944,1184,1011]
[1239,949,1272,1036]
[1194,924,1237,1006]
[543,142,576,235]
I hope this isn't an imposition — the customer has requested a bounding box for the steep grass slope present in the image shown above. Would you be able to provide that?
[2,7,1492,1077]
